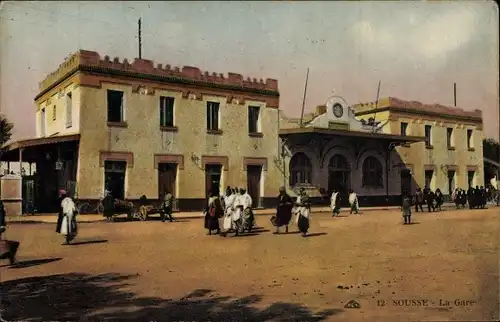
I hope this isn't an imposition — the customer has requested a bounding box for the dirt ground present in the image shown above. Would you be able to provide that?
[1,207,499,322]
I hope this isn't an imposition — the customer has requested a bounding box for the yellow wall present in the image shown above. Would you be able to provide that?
[76,82,282,200]
[355,110,484,193]
[35,79,81,138]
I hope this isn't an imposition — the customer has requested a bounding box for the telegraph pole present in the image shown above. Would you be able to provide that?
[138,18,142,59]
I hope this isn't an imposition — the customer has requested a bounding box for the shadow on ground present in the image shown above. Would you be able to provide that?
[0,273,342,321]
[6,257,62,269]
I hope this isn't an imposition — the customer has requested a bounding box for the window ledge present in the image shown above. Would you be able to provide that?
[425,145,434,150]
[249,132,263,138]
[206,129,223,135]
[468,147,476,152]
[160,126,178,132]
[447,146,456,151]
[107,121,128,128]
[66,124,72,129]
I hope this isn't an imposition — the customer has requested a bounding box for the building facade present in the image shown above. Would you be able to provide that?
[4,50,283,212]
[278,97,424,206]
[354,97,484,197]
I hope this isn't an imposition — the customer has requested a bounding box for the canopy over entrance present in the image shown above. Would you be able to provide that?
[1,134,80,163]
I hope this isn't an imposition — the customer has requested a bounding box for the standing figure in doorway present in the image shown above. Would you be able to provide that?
[204,190,222,235]
[273,186,293,234]
[348,189,359,214]
[330,189,341,217]
[56,190,78,245]
[295,188,311,237]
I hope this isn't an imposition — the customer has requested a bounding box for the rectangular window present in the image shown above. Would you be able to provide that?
[107,90,124,123]
[424,170,433,189]
[66,92,72,128]
[467,171,475,188]
[446,127,453,148]
[248,106,260,133]
[206,101,220,131]
[160,96,175,127]
[40,108,46,137]
[467,129,473,148]
[424,125,432,146]
[52,105,56,121]
[400,122,408,136]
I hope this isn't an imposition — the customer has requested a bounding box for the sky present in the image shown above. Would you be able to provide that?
[0,1,498,142]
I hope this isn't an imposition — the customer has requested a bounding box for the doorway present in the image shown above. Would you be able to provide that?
[400,169,412,197]
[158,163,177,200]
[327,155,350,206]
[205,164,222,198]
[247,165,262,208]
[104,160,126,200]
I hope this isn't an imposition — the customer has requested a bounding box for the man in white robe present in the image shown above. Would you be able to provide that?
[348,190,359,214]
[222,187,236,235]
[232,189,243,236]
[295,188,311,237]
[330,190,341,217]
[57,192,78,245]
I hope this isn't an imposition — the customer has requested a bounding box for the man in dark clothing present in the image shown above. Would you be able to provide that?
[273,187,293,234]
[161,190,174,222]
[414,188,424,212]
[426,190,435,212]
[102,191,115,222]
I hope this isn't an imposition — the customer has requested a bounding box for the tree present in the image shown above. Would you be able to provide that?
[0,114,13,147]
[483,138,500,162]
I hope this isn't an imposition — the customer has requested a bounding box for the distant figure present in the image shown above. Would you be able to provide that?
[204,190,222,235]
[330,189,341,217]
[273,186,293,234]
[56,190,78,245]
[348,189,359,214]
[295,188,311,237]
[402,194,412,225]
[102,190,115,222]
[161,190,174,222]
[414,188,424,212]
[434,189,443,211]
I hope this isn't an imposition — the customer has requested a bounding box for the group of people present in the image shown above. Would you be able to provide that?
[330,189,360,216]
[452,186,498,209]
[204,187,255,236]
[203,186,313,237]
[411,187,445,212]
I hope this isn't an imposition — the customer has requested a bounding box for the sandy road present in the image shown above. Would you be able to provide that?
[1,207,498,321]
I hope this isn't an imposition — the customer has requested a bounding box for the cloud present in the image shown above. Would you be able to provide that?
[349,6,478,61]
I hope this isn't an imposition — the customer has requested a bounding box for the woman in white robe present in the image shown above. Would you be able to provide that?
[295,188,311,237]
[222,188,235,235]
[348,190,359,214]
[58,194,78,245]
[330,190,341,217]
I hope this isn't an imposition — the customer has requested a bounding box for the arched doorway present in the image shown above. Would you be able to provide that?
[289,152,312,186]
[328,155,350,206]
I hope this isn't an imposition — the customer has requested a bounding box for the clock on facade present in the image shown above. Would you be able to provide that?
[332,103,344,118]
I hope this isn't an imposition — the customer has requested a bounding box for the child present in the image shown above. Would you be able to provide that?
[402,195,412,225]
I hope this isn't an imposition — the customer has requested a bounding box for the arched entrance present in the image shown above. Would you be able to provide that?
[328,155,350,205]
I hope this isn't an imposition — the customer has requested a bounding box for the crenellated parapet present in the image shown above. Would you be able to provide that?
[354,97,482,121]
[38,50,279,94]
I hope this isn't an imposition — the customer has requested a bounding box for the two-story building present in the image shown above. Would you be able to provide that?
[2,50,283,212]
[354,97,484,198]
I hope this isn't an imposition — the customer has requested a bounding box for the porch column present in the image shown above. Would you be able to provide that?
[19,148,23,176]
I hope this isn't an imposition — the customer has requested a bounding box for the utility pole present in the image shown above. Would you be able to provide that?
[299,68,310,127]
[138,18,142,59]
[372,80,381,133]
[453,82,457,106]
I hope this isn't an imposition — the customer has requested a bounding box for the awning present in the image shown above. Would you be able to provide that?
[3,134,80,152]
[484,157,500,168]
[279,127,425,145]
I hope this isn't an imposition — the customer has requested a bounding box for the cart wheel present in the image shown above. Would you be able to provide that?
[97,202,104,214]
[77,203,93,214]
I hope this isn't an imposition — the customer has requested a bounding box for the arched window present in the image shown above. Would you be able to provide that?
[290,152,312,186]
[362,156,383,187]
[328,155,349,171]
